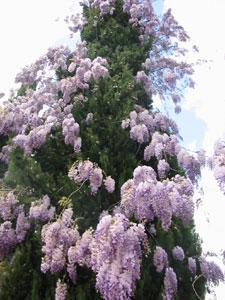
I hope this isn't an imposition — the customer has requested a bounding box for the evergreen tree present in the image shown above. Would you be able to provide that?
[1,0,221,299]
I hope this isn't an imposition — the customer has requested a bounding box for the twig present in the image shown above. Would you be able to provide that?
[192,274,204,300]
[68,180,87,199]
[135,144,141,156]
[145,226,158,245]
[55,185,65,195]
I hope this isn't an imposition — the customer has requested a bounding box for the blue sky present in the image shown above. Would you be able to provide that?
[163,1,225,299]
[152,0,208,151]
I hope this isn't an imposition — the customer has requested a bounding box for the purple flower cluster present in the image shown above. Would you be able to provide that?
[120,166,194,230]
[153,246,168,273]
[199,257,224,286]
[0,192,30,259]
[68,160,115,195]
[0,221,17,259]
[104,176,116,193]
[89,213,146,300]
[91,0,116,15]
[177,149,201,184]
[0,145,11,163]
[172,246,185,261]
[135,6,194,111]
[29,195,55,222]
[13,124,53,155]
[15,46,70,85]
[212,140,225,194]
[65,13,87,36]
[158,159,170,179]
[55,279,68,300]
[146,132,201,183]
[41,208,80,274]
[67,229,93,283]
[62,114,81,153]
[197,149,206,167]
[64,55,108,100]
[0,192,18,221]
[122,107,178,144]
[188,257,196,275]
[16,211,30,243]
[121,106,201,183]
[90,0,194,110]
[164,267,178,300]
[0,41,108,157]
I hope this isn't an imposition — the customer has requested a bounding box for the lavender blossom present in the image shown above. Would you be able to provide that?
[164,267,177,300]
[89,213,146,300]
[120,166,194,231]
[41,208,80,274]
[199,257,224,286]
[104,176,115,193]
[0,192,18,221]
[16,211,30,243]
[172,246,185,261]
[158,159,170,179]
[188,257,196,275]
[153,246,168,273]
[0,221,17,259]
[29,195,55,222]
[55,279,67,300]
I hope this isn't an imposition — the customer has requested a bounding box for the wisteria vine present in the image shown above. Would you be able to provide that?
[0,0,224,299]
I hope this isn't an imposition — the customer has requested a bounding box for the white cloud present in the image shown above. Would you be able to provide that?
[186,139,197,152]
[164,0,225,152]
[195,168,225,300]
[164,1,225,298]
[0,0,81,98]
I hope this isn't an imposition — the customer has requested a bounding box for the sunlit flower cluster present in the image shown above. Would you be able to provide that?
[68,160,115,195]
[0,192,30,259]
[120,166,194,230]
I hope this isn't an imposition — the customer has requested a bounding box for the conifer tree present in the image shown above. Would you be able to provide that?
[0,1,223,299]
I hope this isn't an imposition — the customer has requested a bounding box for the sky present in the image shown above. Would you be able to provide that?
[0,0,225,299]
[0,0,80,99]
[163,1,225,299]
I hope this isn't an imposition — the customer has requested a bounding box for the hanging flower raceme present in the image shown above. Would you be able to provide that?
[62,114,81,153]
[89,213,147,300]
[120,166,194,231]
[41,208,80,274]
[157,159,170,179]
[65,13,87,36]
[91,0,116,15]
[67,229,93,283]
[212,140,225,194]
[163,267,178,300]
[15,46,70,86]
[0,145,12,163]
[199,256,224,286]
[153,246,168,273]
[121,106,179,139]
[188,257,196,275]
[29,195,55,222]
[172,246,185,261]
[0,41,108,158]
[145,132,201,183]
[55,279,68,300]
[89,0,195,111]
[0,192,30,259]
[68,160,115,195]
[122,105,201,183]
